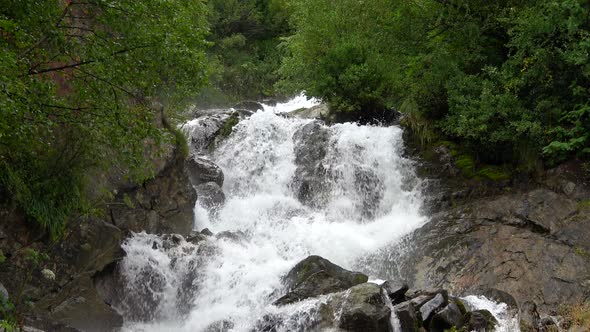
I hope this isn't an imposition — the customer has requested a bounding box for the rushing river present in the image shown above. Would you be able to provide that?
[115,95,519,332]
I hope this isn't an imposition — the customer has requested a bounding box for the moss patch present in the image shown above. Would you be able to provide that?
[476,166,511,181]
[455,299,467,315]
[353,274,369,284]
[219,114,240,138]
[454,154,476,177]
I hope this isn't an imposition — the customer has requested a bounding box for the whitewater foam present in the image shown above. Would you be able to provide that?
[121,95,428,331]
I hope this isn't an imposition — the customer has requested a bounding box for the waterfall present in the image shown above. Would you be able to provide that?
[115,95,516,331]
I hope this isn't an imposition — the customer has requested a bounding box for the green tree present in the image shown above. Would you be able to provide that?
[0,0,210,239]
[199,0,293,105]
[282,0,590,168]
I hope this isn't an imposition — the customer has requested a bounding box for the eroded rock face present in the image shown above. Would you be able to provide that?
[274,255,368,306]
[291,121,331,208]
[0,149,198,331]
[390,187,590,324]
[36,276,123,332]
[109,159,197,236]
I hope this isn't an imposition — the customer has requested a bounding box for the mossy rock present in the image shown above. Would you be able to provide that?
[476,166,511,181]
[464,309,498,331]
[454,154,476,177]
[219,114,240,138]
[454,298,467,315]
[273,255,368,305]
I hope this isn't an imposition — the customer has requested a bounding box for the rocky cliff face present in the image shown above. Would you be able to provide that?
[392,140,590,330]
[0,149,197,331]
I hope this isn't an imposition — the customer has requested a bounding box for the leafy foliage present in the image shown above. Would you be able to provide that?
[282,0,590,167]
[0,0,209,239]
[197,0,293,105]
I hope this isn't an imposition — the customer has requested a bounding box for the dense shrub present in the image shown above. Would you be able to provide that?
[282,0,590,168]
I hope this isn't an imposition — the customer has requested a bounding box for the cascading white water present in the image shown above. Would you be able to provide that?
[117,95,518,331]
[462,295,521,332]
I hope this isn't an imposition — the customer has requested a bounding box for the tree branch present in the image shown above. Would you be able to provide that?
[22,2,73,56]
[26,45,152,76]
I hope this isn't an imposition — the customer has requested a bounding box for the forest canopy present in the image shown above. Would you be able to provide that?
[281,0,590,167]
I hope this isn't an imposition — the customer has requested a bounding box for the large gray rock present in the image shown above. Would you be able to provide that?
[387,187,590,325]
[419,293,447,326]
[382,280,408,304]
[291,103,329,120]
[186,156,224,187]
[464,309,497,332]
[233,101,264,112]
[183,111,238,154]
[110,158,197,236]
[274,255,368,305]
[291,121,331,207]
[393,301,419,332]
[319,283,392,332]
[35,276,123,332]
[429,302,464,332]
[196,182,226,210]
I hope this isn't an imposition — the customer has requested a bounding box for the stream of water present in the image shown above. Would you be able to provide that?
[116,95,518,332]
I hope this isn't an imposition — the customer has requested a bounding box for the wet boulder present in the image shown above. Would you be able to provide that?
[196,182,226,210]
[354,167,384,219]
[109,158,197,236]
[293,121,329,167]
[320,283,392,332]
[419,293,447,326]
[382,280,409,305]
[184,113,232,153]
[291,103,329,120]
[393,301,420,332]
[273,255,368,305]
[186,156,224,187]
[161,234,184,250]
[204,320,234,332]
[252,313,283,332]
[291,121,331,207]
[464,309,497,332]
[216,230,247,242]
[429,301,464,332]
[186,231,208,245]
[201,228,214,236]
